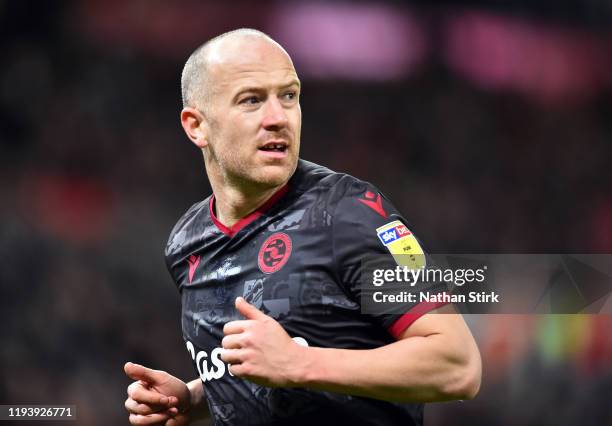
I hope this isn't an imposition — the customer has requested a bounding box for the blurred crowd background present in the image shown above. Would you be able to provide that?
[1,1,611,425]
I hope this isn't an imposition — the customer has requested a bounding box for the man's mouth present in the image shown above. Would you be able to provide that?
[259,141,288,153]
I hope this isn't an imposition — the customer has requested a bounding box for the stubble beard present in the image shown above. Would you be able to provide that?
[206,141,295,193]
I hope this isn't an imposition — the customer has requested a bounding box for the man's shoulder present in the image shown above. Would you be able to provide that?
[294,159,377,200]
[295,161,405,230]
[164,196,211,258]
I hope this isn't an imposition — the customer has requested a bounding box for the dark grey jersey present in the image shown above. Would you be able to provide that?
[164,160,444,425]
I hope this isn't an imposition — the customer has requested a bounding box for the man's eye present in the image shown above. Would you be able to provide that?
[240,96,260,105]
[283,92,297,101]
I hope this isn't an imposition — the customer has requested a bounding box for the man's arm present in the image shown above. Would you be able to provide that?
[222,298,481,403]
[294,303,481,402]
[185,378,210,420]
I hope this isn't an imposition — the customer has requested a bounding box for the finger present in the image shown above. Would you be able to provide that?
[129,412,170,425]
[235,297,268,320]
[125,362,165,386]
[125,397,169,415]
[129,382,172,406]
[221,334,242,349]
[127,382,170,405]
[223,319,254,335]
[220,348,246,364]
[228,363,248,377]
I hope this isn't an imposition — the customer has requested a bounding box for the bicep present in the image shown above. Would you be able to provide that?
[398,304,480,363]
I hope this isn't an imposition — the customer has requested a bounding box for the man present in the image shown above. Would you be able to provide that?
[124,28,481,425]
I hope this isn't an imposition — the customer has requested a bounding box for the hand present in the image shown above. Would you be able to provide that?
[221,297,309,387]
[124,362,191,425]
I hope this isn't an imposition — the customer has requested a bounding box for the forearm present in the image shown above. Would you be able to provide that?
[292,332,481,403]
[186,379,210,420]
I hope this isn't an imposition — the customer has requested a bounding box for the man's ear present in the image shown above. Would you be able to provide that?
[180,107,209,149]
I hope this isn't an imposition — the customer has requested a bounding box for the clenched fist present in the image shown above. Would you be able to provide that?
[220,297,310,387]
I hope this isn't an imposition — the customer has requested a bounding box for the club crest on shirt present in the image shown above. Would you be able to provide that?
[258,232,292,274]
[376,220,425,269]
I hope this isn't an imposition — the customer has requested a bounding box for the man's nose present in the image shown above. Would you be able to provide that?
[261,96,288,130]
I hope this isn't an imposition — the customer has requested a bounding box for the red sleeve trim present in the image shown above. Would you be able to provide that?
[387,298,449,339]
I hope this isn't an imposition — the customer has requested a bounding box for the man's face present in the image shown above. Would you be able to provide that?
[202,38,301,190]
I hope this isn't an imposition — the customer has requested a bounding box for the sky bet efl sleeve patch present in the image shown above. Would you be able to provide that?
[376,220,426,269]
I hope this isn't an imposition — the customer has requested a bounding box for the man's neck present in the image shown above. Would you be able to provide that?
[211,182,284,228]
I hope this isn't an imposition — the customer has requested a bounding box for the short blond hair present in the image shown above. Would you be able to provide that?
[180,28,276,110]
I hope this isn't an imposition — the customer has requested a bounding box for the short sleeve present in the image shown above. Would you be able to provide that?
[331,180,447,338]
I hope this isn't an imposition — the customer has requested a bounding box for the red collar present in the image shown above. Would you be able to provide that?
[209,185,290,237]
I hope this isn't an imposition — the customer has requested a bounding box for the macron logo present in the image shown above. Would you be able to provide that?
[358,191,387,218]
[187,254,201,284]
